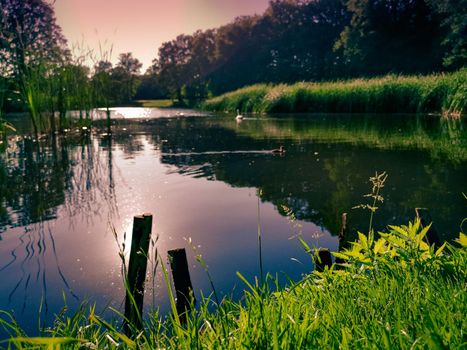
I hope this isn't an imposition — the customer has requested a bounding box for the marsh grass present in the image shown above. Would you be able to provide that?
[204,69,467,117]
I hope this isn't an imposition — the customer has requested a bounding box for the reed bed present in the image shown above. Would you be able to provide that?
[204,69,467,117]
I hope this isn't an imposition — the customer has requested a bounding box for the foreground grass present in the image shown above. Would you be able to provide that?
[204,69,466,117]
[1,221,466,349]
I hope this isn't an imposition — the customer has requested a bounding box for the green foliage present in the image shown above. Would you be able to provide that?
[428,0,467,69]
[149,0,465,98]
[336,0,443,75]
[204,69,467,117]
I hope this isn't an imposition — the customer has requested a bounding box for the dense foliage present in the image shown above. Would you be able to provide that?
[144,0,466,102]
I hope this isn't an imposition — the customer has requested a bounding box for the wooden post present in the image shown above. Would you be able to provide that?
[168,248,195,321]
[314,248,332,272]
[124,213,153,335]
[339,213,348,244]
[415,208,442,248]
[335,213,350,267]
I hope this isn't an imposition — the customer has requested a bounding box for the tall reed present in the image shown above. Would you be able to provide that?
[204,69,467,117]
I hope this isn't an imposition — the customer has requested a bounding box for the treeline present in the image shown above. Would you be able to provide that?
[1,0,466,133]
[143,0,466,102]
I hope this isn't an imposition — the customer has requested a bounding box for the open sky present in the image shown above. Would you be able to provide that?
[53,0,270,71]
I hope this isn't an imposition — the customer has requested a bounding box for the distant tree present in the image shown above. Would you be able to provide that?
[115,52,142,101]
[134,74,167,100]
[335,0,443,76]
[94,60,113,74]
[117,52,142,75]
[91,60,113,108]
[260,0,349,81]
[156,35,194,103]
[207,15,260,94]
[428,0,467,69]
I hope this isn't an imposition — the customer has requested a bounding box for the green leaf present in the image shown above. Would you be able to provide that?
[373,238,385,255]
[456,232,467,247]
[435,242,447,256]
[358,232,368,251]
[11,337,80,346]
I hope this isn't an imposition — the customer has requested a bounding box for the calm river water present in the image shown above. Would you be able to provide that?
[1,108,466,334]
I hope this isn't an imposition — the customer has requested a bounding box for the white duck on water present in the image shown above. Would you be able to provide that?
[235,109,244,121]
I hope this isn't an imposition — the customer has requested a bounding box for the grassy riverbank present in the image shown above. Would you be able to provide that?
[203,69,466,117]
[1,222,466,349]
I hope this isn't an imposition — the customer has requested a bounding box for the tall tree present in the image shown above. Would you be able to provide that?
[0,0,69,135]
[428,0,467,69]
[115,52,142,101]
[335,0,443,76]
[156,35,194,102]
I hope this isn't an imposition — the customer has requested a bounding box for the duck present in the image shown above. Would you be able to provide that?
[235,109,244,121]
[272,146,286,154]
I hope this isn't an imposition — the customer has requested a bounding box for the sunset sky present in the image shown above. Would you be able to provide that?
[53,0,270,71]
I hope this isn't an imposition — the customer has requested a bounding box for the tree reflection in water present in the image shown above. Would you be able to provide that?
[0,133,118,317]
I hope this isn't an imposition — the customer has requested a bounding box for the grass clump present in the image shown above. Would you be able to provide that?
[203,69,467,117]
[1,222,466,349]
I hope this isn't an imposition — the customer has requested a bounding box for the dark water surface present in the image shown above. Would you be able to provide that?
[1,108,466,334]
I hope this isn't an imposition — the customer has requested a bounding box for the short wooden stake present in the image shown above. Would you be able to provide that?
[314,248,332,272]
[168,248,195,321]
[124,213,153,335]
[415,208,442,247]
[335,212,349,267]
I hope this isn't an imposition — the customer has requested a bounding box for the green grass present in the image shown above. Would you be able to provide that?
[203,69,467,117]
[1,222,466,349]
[133,99,175,108]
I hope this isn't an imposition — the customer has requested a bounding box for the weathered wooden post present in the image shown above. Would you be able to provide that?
[415,208,442,248]
[124,213,153,335]
[335,212,349,267]
[313,248,333,272]
[168,248,195,322]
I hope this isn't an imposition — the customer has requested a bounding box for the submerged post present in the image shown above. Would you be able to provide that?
[415,208,442,248]
[314,248,333,272]
[124,213,153,335]
[168,248,195,321]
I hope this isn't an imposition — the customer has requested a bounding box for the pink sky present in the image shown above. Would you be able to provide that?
[53,0,270,71]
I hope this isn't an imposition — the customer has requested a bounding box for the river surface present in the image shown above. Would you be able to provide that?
[1,108,466,334]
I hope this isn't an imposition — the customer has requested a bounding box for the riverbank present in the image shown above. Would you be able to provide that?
[2,224,465,349]
[203,69,466,117]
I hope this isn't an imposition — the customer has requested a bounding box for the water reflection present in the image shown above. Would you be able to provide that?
[0,111,465,333]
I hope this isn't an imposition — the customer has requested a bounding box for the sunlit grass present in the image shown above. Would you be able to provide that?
[134,99,175,108]
[1,224,465,349]
[204,69,467,117]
